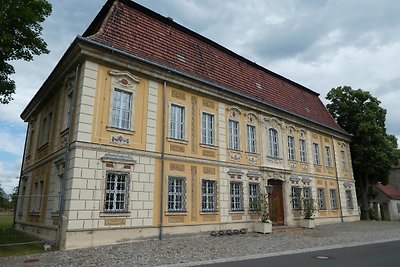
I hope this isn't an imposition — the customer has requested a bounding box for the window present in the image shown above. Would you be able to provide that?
[346,190,354,209]
[317,188,326,210]
[269,128,279,157]
[168,176,186,212]
[303,187,311,199]
[31,180,43,213]
[39,112,52,147]
[341,150,347,169]
[246,125,257,153]
[202,180,216,212]
[111,90,132,130]
[299,139,307,162]
[104,172,129,212]
[230,181,243,211]
[63,90,73,130]
[313,143,321,165]
[170,104,185,140]
[202,113,214,145]
[249,183,260,211]
[325,146,332,167]
[330,189,337,210]
[288,136,295,160]
[229,120,239,150]
[291,187,301,210]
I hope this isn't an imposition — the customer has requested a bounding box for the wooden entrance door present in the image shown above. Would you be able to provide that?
[268,179,284,225]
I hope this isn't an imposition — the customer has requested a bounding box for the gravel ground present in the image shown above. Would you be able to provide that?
[2,221,400,267]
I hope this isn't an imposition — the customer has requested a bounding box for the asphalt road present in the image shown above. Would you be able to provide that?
[199,240,400,267]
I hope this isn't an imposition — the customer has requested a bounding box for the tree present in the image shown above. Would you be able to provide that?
[326,86,398,220]
[0,184,9,209]
[0,0,52,104]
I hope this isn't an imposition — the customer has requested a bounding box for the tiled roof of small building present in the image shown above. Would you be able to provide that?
[83,0,346,134]
[376,183,400,200]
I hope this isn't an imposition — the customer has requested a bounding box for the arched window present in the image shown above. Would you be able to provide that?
[269,128,279,157]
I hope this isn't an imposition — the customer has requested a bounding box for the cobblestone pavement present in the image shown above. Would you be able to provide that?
[2,221,400,267]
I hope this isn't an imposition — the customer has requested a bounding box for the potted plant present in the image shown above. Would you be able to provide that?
[254,193,272,234]
[300,197,316,229]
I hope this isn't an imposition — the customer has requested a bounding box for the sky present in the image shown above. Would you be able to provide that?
[1,0,399,194]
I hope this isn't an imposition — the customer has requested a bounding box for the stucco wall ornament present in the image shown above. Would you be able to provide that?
[111,134,130,144]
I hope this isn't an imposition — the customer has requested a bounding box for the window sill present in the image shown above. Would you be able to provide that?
[51,211,60,217]
[200,143,218,149]
[29,211,40,216]
[245,151,258,155]
[37,142,49,152]
[106,126,135,135]
[229,211,244,214]
[227,148,242,152]
[165,211,188,216]
[59,127,69,136]
[99,212,131,217]
[200,211,219,215]
[167,138,188,145]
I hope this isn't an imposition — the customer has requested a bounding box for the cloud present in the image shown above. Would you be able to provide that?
[0,159,21,194]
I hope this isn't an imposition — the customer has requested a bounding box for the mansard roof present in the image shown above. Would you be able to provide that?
[84,0,346,134]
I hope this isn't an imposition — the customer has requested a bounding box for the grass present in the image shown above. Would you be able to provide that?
[0,212,44,257]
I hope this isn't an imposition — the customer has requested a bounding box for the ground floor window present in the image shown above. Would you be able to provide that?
[168,176,186,212]
[346,190,354,209]
[317,188,326,210]
[202,179,216,212]
[104,172,129,212]
[249,183,260,211]
[330,189,338,210]
[291,186,302,210]
[230,181,243,211]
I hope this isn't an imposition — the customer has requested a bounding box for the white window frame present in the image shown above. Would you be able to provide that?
[202,112,215,145]
[299,139,307,162]
[111,89,133,130]
[317,188,326,210]
[228,120,240,150]
[170,104,185,140]
[303,187,311,199]
[346,190,354,209]
[313,143,321,165]
[288,136,295,161]
[249,183,260,211]
[168,176,186,212]
[341,150,347,169]
[269,128,279,157]
[246,124,257,153]
[291,186,301,210]
[201,179,216,212]
[230,181,243,211]
[104,172,129,213]
[325,146,332,167]
[330,189,337,210]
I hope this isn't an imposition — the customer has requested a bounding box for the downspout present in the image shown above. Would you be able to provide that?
[159,80,167,240]
[56,64,80,249]
[13,124,29,227]
[332,136,344,223]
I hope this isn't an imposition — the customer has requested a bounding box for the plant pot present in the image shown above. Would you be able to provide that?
[255,222,272,234]
[300,218,315,229]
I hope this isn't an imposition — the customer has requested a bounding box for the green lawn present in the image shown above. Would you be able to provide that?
[0,212,44,257]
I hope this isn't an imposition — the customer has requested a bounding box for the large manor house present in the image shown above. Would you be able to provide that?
[15,0,359,249]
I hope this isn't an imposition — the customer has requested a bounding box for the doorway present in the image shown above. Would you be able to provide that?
[268,179,284,225]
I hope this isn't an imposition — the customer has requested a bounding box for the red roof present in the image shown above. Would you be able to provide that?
[83,0,346,134]
[376,183,400,200]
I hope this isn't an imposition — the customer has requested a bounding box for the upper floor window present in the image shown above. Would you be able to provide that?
[170,104,185,140]
[269,128,279,157]
[246,125,257,153]
[299,139,307,162]
[202,112,214,145]
[111,90,132,130]
[325,146,332,167]
[104,172,129,213]
[202,179,216,212]
[317,188,326,210]
[313,143,321,165]
[341,150,347,169]
[168,176,186,212]
[228,120,240,150]
[288,136,295,161]
[249,183,260,211]
[230,181,243,211]
[39,112,52,147]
